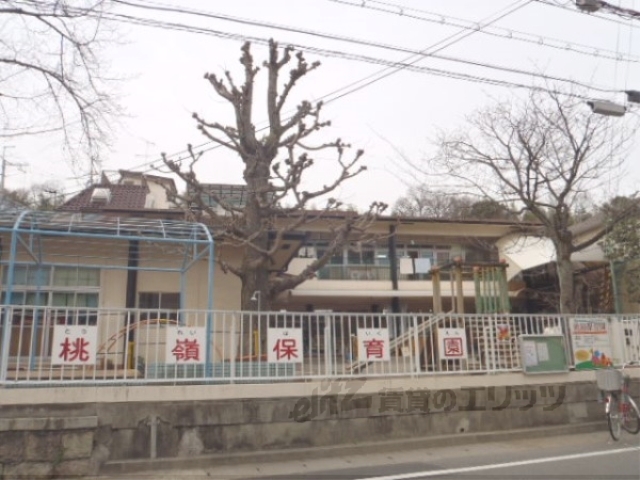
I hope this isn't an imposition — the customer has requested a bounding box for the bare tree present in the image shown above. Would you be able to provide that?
[393,186,516,220]
[164,40,386,310]
[392,186,471,218]
[428,88,636,313]
[0,0,117,165]
[3,181,65,210]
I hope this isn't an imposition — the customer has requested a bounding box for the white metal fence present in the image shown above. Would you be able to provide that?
[0,306,638,385]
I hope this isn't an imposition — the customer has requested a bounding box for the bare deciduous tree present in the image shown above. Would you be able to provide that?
[393,186,516,220]
[0,0,117,164]
[3,181,65,210]
[427,88,637,313]
[164,40,386,310]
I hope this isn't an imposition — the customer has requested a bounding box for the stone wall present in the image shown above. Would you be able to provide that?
[1,379,635,478]
[0,412,98,479]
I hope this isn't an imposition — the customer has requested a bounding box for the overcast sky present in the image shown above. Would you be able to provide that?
[5,0,640,210]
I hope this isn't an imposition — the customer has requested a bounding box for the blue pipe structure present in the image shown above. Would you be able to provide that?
[0,210,216,383]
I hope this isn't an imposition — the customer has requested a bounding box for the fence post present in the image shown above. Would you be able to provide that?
[324,314,334,376]
[0,306,12,383]
[412,315,421,375]
[609,315,627,365]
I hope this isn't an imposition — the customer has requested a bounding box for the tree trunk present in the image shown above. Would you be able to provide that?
[556,242,575,314]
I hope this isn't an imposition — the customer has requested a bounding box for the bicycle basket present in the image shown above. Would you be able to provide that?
[595,368,623,392]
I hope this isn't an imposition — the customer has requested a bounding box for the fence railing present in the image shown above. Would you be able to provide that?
[0,306,638,385]
[315,265,480,281]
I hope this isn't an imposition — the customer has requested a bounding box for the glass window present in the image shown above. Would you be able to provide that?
[347,249,361,265]
[53,267,99,287]
[139,292,180,309]
[25,292,48,306]
[435,250,451,265]
[375,250,389,266]
[2,265,51,286]
[317,244,343,265]
[1,291,25,305]
[77,293,98,308]
[2,265,27,285]
[52,292,75,307]
[26,267,51,286]
[53,267,77,287]
[139,292,180,320]
[77,268,100,287]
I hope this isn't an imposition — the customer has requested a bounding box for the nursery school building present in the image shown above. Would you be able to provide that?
[0,171,638,386]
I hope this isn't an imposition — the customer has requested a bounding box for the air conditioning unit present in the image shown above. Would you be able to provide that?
[91,187,111,204]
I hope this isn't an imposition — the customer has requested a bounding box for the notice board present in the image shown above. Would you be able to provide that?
[519,334,569,374]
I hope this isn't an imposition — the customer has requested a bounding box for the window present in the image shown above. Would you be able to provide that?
[138,292,180,320]
[1,265,100,325]
[1,265,100,307]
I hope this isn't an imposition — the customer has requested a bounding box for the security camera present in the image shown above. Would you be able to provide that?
[576,0,602,12]
[587,100,626,117]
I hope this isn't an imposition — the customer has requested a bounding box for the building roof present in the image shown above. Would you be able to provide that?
[59,184,149,212]
[118,170,178,193]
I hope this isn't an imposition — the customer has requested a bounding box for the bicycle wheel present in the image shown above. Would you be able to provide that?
[621,393,640,434]
[607,393,622,441]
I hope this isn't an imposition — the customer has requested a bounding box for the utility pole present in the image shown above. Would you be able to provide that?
[2,146,15,191]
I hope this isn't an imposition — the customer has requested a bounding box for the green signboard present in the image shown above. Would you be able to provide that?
[519,334,569,374]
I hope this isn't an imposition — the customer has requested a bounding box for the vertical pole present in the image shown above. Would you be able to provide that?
[455,263,464,314]
[498,264,510,313]
[412,315,421,374]
[473,267,482,314]
[206,240,215,378]
[388,225,400,313]
[125,240,139,369]
[432,268,442,314]
[1,217,22,382]
[1,146,15,191]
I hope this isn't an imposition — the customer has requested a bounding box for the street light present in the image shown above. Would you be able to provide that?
[250,291,261,312]
[587,100,626,117]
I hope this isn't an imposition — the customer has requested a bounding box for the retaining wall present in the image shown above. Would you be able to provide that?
[0,375,637,478]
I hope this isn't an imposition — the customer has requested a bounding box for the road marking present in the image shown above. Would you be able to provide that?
[355,446,640,480]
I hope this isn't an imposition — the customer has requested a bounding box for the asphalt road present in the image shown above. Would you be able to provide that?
[96,430,640,480]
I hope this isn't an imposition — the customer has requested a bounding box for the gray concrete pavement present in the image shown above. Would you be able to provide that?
[93,428,640,479]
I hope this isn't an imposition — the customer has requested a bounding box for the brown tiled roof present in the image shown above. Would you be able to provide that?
[59,185,148,211]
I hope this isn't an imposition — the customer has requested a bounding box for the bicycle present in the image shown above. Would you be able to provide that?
[595,361,640,441]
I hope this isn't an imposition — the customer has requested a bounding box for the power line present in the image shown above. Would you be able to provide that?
[88,2,537,191]
[58,1,627,195]
[23,0,628,196]
[319,0,534,104]
[108,0,619,95]
[535,0,640,28]
[328,0,640,63]
[52,1,536,196]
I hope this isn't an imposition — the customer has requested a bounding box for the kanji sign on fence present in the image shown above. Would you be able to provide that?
[438,328,468,360]
[268,328,303,363]
[166,327,206,364]
[51,325,98,365]
[357,328,390,362]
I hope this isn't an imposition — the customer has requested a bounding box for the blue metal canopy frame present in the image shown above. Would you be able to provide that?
[0,210,215,381]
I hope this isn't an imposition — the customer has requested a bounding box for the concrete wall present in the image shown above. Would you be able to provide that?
[1,374,637,478]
